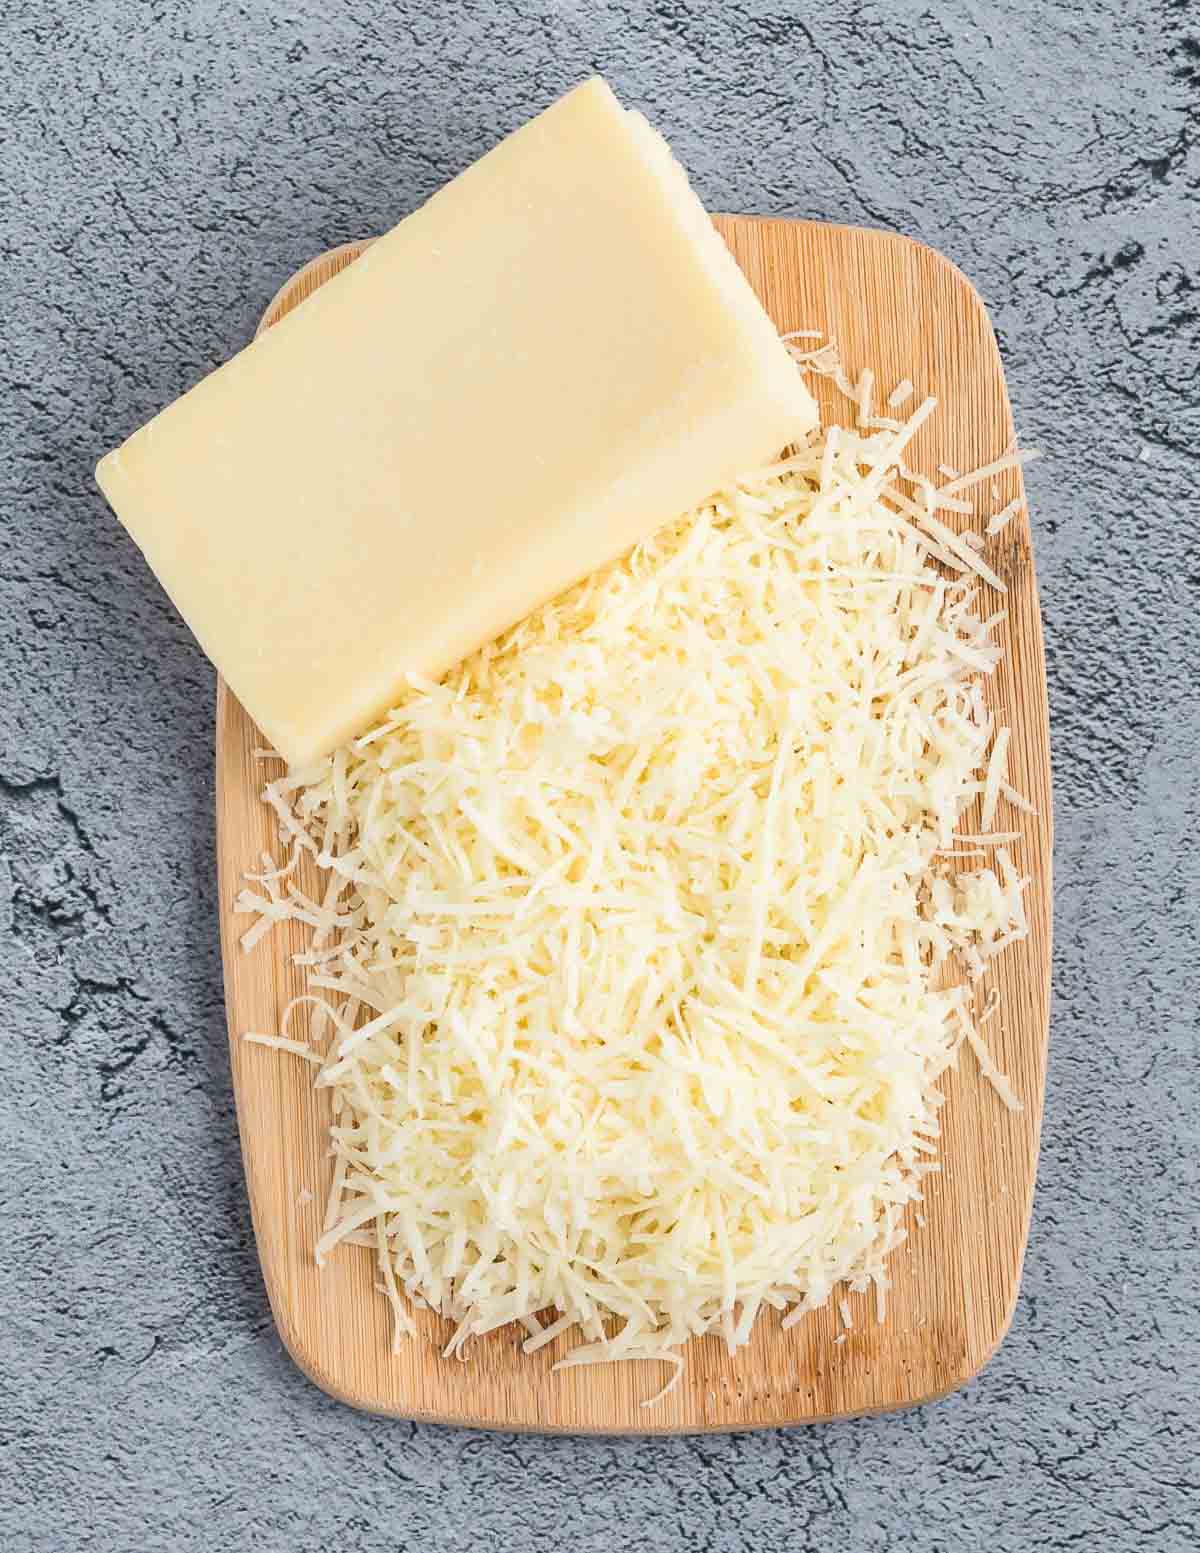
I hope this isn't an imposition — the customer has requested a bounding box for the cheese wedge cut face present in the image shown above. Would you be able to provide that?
[96,78,818,767]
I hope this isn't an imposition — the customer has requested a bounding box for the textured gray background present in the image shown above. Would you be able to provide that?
[2,1,1197,1548]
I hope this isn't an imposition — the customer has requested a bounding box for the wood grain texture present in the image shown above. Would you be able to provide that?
[216,216,1053,1433]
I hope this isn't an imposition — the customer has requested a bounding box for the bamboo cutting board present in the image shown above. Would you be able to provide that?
[217,216,1053,1432]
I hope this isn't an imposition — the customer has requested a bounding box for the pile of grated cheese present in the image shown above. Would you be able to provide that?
[239,376,1034,1401]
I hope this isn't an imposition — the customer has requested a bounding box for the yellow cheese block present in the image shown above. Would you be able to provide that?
[96,78,817,767]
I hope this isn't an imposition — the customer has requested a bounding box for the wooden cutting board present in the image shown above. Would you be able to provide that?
[217,215,1053,1432]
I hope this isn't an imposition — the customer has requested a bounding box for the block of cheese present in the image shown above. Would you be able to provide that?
[96,78,818,767]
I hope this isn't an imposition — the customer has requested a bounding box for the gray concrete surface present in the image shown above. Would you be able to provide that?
[2,1,1197,1548]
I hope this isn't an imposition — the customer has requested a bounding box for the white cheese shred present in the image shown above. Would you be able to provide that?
[888,379,914,410]
[242,1032,323,1066]
[986,497,1024,536]
[939,448,1040,499]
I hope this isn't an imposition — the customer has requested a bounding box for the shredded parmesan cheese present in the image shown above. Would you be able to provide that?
[939,448,1040,499]
[243,1031,323,1065]
[239,381,1032,1396]
[986,497,1023,536]
[888,379,914,410]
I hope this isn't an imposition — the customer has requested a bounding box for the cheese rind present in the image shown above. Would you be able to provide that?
[96,78,817,766]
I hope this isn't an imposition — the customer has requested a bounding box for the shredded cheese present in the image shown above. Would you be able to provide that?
[888,379,914,410]
[986,497,1023,536]
[981,728,1011,830]
[938,448,1040,499]
[239,381,1033,1395]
